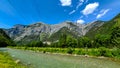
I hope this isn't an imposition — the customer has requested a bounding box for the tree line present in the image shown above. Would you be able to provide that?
[0,26,119,48]
[21,26,120,48]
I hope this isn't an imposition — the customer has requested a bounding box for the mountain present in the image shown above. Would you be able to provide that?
[0,29,15,47]
[3,21,104,44]
[84,20,105,34]
[5,23,51,44]
[0,29,11,39]
[86,13,120,39]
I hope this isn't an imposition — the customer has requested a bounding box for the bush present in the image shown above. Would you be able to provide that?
[89,49,100,56]
[76,49,85,55]
[112,47,120,56]
[98,47,107,56]
[67,47,74,54]
[104,50,113,57]
[98,47,113,57]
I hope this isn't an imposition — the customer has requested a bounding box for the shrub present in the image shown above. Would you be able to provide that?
[98,47,107,56]
[67,47,74,54]
[89,49,100,56]
[112,47,120,56]
[98,47,113,57]
[104,50,113,57]
[76,49,85,55]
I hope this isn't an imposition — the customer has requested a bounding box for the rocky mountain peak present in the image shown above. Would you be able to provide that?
[4,21,104,44]
[13,24,26,29]
[28,22,45,27]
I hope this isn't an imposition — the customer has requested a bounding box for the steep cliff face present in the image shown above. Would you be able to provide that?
[4,21,104,44]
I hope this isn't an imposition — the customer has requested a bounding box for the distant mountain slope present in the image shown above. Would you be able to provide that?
[4,21,104,44]
[86,13,120,39]
[0,29,15,47]
[0,29,11,39]
[48,27,80,41]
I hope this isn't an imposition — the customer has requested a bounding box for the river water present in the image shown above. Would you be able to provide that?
[0,48,120,68]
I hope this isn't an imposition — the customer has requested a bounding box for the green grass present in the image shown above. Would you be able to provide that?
[0,51,26,68]
[13,47,120,59]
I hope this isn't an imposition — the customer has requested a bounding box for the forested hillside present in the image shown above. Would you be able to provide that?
[86,14,120,39]
[0,29,15,47]
[85,13,120,48]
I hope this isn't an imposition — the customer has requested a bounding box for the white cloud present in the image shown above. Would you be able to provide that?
[96,9,110,19]
[69,10,76,15]
[69,0,84,15]
[82,2,99,15]
[76,3,82,10]
[76,0,89,9]
[60,0,71,6]
[76,19,85,24]
[76,0,85,10]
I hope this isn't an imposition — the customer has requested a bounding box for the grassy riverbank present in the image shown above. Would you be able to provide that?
[0,51,26,68]
[13,47,120,60]
[3,48,120,68]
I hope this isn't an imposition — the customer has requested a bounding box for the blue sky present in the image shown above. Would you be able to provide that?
[0,0,120,28]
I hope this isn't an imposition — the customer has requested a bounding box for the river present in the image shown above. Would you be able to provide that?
[0,48,120,68]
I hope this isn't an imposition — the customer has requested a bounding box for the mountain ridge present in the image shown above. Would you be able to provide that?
[3,20,105,44]
[85,13,120,39]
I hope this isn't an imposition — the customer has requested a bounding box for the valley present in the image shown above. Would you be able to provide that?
[0,0,120,68]
[0,13,120,68]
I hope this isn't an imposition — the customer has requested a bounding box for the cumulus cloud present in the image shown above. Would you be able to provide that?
[60,0,72,6]
[96,9,110,19]
[76,19,85,24]
[82,2,99,15]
